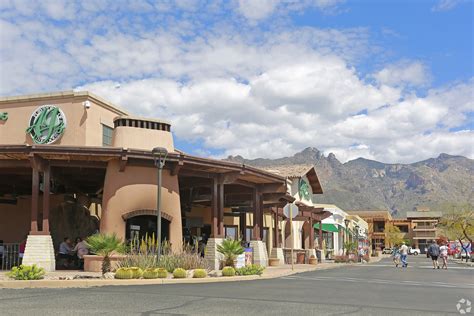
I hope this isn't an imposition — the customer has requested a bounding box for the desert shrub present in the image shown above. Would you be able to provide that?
[158,251,209,273]
[142,268,159,279]
[115,267,134,279]
[157,268,168,279]
[193,269,207,278]
[129,267,143,279]
[117,253,157,270]
[7,265,45,280]
[222,266,235,277]
[235,264,264,276]
[173,268,187,278]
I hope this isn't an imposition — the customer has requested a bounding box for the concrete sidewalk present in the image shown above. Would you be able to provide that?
[0,260,363,289]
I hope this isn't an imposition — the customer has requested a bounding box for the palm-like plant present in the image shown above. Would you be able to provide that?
[217,239,244,267]
[86,233,125,275]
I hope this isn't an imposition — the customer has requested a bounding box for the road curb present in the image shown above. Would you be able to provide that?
[0,263,352,289]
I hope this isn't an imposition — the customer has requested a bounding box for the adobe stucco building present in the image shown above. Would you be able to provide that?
[0,91,329,271]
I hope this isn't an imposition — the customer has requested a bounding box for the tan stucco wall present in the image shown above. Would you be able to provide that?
[101,161,182,251]
[0,96,123,146]
[112,126,174,152]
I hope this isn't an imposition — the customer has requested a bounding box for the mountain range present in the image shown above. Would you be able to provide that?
[225,147,473,217]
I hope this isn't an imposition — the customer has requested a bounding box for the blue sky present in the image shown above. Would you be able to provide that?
[0,0,472,163]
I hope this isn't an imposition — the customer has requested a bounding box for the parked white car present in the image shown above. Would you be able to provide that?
[408,247,420,255]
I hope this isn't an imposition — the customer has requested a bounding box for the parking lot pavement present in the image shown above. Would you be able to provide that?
[0,256,472,315]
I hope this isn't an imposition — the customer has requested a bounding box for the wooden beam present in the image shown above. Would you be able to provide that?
[42,164,50,233]
[30,167,39,233]
[259,183,286,194]
[218,183,224,237]
[171,160,184,176]
[211,178,218,238]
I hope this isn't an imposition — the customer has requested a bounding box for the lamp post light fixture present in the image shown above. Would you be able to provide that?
[152,146,168,262]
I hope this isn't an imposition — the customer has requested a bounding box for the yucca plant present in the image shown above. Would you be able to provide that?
[217,239,244,267]
[86,233,125,275]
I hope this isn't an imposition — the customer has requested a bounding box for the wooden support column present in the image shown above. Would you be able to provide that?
[218,183,225,237]
[273,209,280,248]
[42,164,51,233]
[318,220,323,249]
[309,217,315,249]
[30,168,39,234]
[252,188,261,240]
[211,178,219,238]
[259,196,264,241]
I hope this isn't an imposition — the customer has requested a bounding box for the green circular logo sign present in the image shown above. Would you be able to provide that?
[26,105,67,144]
[298,178,311,201]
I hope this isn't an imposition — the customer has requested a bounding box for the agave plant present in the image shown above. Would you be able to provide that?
[86,233,125,275]
[217,239,244,267]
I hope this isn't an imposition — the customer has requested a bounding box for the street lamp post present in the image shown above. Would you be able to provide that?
[344,219,350,255]
[152,147,168,262]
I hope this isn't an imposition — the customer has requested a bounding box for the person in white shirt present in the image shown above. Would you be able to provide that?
[439,242,449,269]
[58,237,74,268]
[399,242,409,268]
[73,237,89,270]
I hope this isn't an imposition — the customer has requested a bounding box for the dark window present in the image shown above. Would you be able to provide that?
[397,225,409,233]
[102,125,113,146]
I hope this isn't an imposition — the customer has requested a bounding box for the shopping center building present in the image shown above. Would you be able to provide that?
[0,91,330,271]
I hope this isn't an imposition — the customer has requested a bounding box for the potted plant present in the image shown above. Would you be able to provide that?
[217,238,244,268]
[268,258,280,266]
[85,233,125,275]
[309,255,317,265]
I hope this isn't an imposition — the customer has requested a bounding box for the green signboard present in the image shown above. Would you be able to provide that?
[298,178,311,201]
[26,105,67,144]
[0,112,7,121]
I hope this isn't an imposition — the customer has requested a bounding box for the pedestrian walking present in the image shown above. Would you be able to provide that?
[427,239,440,269]
[391,245,401,267]
[439,241,448,269]
[400,242,409,268]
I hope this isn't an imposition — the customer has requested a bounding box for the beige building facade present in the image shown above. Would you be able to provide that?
[1,91,303,271]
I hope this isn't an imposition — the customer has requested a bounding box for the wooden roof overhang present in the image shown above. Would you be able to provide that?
[272,206,331,221]
[0,145,287,197]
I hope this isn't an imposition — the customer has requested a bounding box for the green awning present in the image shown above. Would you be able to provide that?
[313,223,339,233]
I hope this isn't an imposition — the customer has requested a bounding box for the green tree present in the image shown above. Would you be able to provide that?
[384,225,405,247]
[438,204,474,262]
[86,233,126,275]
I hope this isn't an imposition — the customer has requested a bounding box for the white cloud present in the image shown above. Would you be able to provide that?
[1,0,472,164]
[373,60,431,88]
[432,0,463,12]
[237,0,278,21]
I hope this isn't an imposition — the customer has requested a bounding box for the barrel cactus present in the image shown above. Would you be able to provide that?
[115,268,133,279]
[157,268,168,279]
[222,266,235,277]
[193,269,207,278]
[173,268,187,279]
[141,268,157,279]
[130,267,143,279]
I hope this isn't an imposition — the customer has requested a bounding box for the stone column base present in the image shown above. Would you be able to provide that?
[308,248,316,258]
[22,234,56,272]
[204,238,224,271]
[250,240,268,267]
[270,247,285,265]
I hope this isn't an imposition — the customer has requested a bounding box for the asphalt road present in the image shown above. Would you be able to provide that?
[1,256,473,316]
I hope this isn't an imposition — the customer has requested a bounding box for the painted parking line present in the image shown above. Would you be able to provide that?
[280,275,474,289]
[358,264,473,270]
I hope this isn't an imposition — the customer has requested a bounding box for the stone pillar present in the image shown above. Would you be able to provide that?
[204,237,224,271]
[250,240,268,267]
[22,234,56,272]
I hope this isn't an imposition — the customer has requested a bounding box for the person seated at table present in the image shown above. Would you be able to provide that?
[58,237,74,268]
[72,237,89,270]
